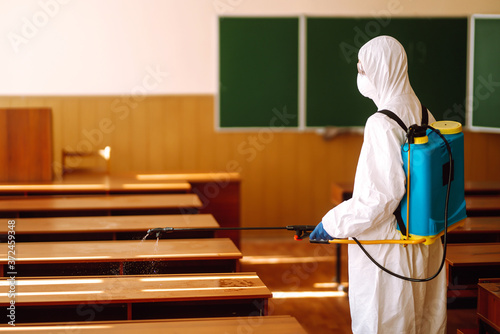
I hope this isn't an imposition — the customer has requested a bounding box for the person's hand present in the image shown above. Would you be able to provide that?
[309,222,334,241]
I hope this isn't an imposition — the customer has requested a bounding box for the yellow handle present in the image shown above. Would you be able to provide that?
[325,238,427,245]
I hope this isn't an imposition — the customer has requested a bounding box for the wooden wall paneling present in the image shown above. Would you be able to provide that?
[464,131,484,181]
[276,133,299,227]
[60,97,82,176]
[145,97,166,171]
[316,134,333,221]
[179,96,200,170]
[239,131,267,234]
[133,96,148,171]
[296,132,317,225]
[0,111,7,181]
[46,97,63,179]
[163,96,182,171]
[196,96,216,170]
[486,133,500,181]
[260,132,280,228]
[110,96,131,173]
[463,131,500,182]
[79,97,97,171]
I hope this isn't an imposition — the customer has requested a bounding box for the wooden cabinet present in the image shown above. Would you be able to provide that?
[0,108,52,182]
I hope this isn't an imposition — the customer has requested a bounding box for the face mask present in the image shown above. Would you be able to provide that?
[357,73,377,100]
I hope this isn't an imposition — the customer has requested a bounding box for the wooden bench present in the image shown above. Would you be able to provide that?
[465,195,500,217]
[0,315,307,333]
[0,273,272,323]
[0,194,202,218]
[0,214,219,242]
[448,217,500,243]
[446,243,500,307]
[0,238,241,276]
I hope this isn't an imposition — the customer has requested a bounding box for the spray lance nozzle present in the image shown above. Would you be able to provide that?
[146,227,174,236]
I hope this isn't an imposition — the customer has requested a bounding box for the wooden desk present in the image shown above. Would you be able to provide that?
[465,181,500,196]
[0,238,241,276]
[0,273,272,323]
[2,173,241,247]
[448,217,500,243]
[446,243,500,305]
[0,316,307,333]
[0,194,202,218]
[466,196,500,217]
[0,214,219,242]
[477,278,500,334]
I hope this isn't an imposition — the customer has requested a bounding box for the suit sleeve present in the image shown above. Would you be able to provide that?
[322,114,407,239]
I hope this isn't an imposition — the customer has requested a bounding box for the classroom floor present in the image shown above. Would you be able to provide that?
[239,236,478,334]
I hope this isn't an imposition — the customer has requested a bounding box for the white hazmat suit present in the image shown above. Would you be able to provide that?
[321,36,447,333]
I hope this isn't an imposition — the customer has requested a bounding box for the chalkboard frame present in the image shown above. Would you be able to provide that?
[467,14,500,133]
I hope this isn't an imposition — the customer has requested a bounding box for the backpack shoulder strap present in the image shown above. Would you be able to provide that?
[377,109,408,133]
[378,102,429,131]
[421,103,428,126]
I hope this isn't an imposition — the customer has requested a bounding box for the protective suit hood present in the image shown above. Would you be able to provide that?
[358,36,415,109]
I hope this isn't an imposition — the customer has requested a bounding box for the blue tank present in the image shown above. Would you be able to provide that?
[398,121,467,244]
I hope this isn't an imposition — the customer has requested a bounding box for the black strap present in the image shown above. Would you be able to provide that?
[377,109,408,132]
[421,103,428,126]
[377,102,428,133]
[393,206,407,237]
[377,102,428,236]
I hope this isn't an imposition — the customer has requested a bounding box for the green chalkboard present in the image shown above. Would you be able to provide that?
[218,17,467,129]
[470,15,500,131]
[218,17,299,128]
[306,17,468,127]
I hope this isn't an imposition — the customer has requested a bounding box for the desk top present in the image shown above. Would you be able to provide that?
[0,194,202,212]
[0,238,242,264]
[465,195,500,214]
[0,181,191,194]
[0,172,241,195]
[0,272,271,306]
[0,214,218,234]
[0,316,307,334]
[133,172,241,183]
[451,217,500,234]
[478,282,500,299]
[465,181,500,195]
[445,243,500,266]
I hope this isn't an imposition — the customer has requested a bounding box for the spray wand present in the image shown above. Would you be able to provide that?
[146,225,317,241]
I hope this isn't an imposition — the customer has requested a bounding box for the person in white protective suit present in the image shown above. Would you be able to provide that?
[310,36,447,333]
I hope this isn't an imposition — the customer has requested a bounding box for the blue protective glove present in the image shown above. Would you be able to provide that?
[309,222,334,241]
